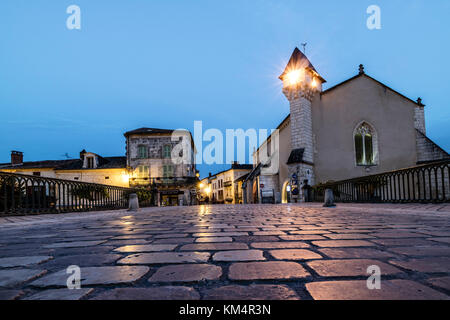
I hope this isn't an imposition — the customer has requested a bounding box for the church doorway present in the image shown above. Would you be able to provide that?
[282,180,291,204]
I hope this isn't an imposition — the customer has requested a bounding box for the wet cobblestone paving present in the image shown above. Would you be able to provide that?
[0,203,449,300]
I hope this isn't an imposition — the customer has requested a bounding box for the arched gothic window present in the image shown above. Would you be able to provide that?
[354,122,376,166]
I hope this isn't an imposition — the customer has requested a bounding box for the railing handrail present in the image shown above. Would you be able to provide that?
[0,171,156,215]
[314,160,450,187]
[310,160,449,203]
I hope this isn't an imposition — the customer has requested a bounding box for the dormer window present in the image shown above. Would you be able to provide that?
[82,152,98,169]
[87,157,94,169]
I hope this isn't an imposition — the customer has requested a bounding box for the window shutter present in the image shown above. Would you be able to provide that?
[354,134,363,165]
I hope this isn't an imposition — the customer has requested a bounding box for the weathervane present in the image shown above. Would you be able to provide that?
[301,43,307,54]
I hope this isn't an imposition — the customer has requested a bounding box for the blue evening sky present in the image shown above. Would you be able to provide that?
[1,0,449,178]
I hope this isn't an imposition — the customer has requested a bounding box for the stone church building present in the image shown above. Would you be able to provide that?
[245,48,449,203]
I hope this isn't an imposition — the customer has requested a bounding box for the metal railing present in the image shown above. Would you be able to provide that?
[310,160,450,203]
[0,171,152,215]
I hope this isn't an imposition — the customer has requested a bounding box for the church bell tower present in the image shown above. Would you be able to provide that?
[279,47,325,200]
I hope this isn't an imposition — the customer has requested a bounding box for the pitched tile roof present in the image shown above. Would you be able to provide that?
[0,157,126,170]
[286,148,305,165]
[279,47,326,82]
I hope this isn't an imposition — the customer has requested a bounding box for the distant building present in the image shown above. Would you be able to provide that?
[1,127,198,206]
[200,162,252,204]
[124,127,197,206]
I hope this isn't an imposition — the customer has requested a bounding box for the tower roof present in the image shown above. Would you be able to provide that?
[279,47,326,83]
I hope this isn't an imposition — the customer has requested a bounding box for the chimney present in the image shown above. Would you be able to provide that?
[11,151,23,165]
[80,149,87,161]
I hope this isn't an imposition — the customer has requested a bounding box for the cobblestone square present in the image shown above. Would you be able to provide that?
[0,203,449,300]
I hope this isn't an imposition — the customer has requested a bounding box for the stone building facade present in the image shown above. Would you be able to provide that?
[244,48,449,204]
[124,128,197,206]
[200,163,252,204]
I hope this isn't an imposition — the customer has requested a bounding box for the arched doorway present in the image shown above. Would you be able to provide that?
[281,180,291,204]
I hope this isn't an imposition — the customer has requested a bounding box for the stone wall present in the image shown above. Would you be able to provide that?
[127,134,195,179]
[289,96,314,163]
[416,130,450,163]
[414,106,426,134]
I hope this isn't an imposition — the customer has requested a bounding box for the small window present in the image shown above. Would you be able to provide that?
[163,145,172,159]
[138,145,148,159]
[74,177,79,180]
[32,172,41,176]
[354,123,375,166]
[105,176,109,180]
[163,165,173,177]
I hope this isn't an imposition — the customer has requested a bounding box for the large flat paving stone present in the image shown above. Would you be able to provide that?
[193,232,248,237]
[148,264,222,283]
[427,277,450,291]
[371,232,425,238]
[250,242,310,249]
[153,238,195,244]
[203,284,300,300]
[306,280,449,300]
[388,246,450,257]
[42,254,122,268]
[105,240,150,246]
[195,237,232,243]
[92,287,200,300]
[212,250,265,262]
[269,249,322,260]
[154,233,189,239]
[311,240,376,248]
[114,244,177,253]
[370,238,438,246]
[289,230,331,235]
[0,269,47,288]
[118,252,210,264]
[24,288,93,300]
[428,237,450,244]
[307,259,403,277]
[0,256,53,268]
[233,236,279,242]
[324,234,375,240]
[319,248,396,259]
[111,234,151,240]
[0,290,24,300]
[30,266,149,287]
[44,240,106,249]
[280,235,326,241]
[180,243,248,251]
[228,261,310,280]
[253,231,286,236]
[51,246,115,255]
[389,257,450,273]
